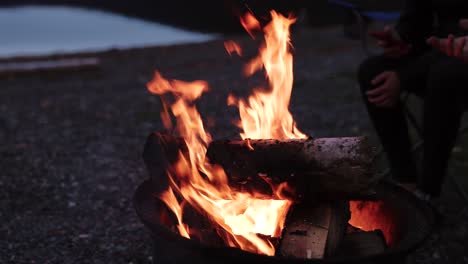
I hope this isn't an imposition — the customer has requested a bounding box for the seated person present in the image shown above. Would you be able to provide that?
[358,0,468,201]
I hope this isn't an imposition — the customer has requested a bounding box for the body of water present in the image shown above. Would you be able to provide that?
[0,6,219,58]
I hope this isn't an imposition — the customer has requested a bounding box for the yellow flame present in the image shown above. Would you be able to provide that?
[229,11,306,140]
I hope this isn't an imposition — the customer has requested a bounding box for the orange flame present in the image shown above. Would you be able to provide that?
[228,11,306,140]
[147,11,303,256]
[240,12,261,38]
[224,40,242,57]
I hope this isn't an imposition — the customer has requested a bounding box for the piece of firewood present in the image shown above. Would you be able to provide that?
[206,137,378,200]
[143,131,188,195]
[279,202,331,259]
[279,200,350,259]
[142,132,209,228]
[325,201,350,257]
[142,132,227,245]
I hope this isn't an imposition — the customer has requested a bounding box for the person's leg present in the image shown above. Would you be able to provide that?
[422,56,468,197]
[357,55,418,183]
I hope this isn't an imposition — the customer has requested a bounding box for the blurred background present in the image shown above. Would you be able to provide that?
[0,0,403,58]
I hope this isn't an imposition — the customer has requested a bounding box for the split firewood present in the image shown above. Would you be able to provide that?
[279,200,350,259]
[206,137,378,200]
[325,201,350,257]
[279,203,331,259]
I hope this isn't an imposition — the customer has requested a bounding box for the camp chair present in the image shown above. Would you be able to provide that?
[327,0,468,201]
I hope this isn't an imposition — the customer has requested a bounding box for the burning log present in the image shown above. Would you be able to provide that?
[142,131,188,195]
[142,132,388,258]
[206,137,378,200]
[143,132,226,245]
[143,132,378,200]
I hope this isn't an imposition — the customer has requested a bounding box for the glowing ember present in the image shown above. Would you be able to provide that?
[147,10,303,256]
[349,201,397,246]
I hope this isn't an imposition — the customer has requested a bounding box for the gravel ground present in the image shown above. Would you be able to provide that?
[1,26,467,263]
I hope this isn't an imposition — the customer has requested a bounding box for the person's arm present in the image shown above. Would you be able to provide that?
[395,0,434,53]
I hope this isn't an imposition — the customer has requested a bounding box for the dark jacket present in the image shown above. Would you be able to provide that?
[396,0,468,52]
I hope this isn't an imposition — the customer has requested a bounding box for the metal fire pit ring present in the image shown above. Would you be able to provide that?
[133,179,435,264]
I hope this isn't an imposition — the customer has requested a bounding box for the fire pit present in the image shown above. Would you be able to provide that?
[134,177,434,264]
[133,9,435,264]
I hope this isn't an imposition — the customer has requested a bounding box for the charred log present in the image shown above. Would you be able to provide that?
[206,137,378,200]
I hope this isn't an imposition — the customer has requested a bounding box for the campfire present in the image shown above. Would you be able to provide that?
[135,9,435,263]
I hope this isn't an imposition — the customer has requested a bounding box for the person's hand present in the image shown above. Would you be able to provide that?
[366,71,401,108]
[427,19,468,61]
[426,35,468,61]
[369,26,412,58]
